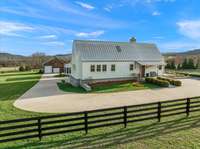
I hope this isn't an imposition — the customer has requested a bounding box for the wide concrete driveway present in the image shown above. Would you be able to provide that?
[14,74,200,113]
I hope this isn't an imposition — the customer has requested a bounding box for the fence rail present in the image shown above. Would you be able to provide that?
[1,96,200,143]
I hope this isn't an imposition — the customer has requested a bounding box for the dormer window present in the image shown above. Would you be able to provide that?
[116,46,122,52]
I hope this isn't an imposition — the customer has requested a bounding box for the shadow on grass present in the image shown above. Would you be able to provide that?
[0,80,39,101]
[4,114,200,149]
[0,72,39,77]
[57,82,86,93]
[6,76,41,82]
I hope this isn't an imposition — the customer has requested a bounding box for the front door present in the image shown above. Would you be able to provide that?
[141,66,145,77]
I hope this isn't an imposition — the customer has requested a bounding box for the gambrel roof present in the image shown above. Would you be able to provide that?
[73,40,164,64]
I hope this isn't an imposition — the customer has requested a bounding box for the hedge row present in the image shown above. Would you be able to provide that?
[145,77,170,87]
[176,72,200,78]
[157,77,182,86]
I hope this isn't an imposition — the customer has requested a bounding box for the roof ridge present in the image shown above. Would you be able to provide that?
[74,39,155,45]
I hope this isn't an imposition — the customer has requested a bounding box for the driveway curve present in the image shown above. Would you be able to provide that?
[14,74,200,113]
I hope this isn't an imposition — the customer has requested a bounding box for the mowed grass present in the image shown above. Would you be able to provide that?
[0,71,42,120]
[2,71,200,148]
[58,82,160,93]
[0,67,19,73]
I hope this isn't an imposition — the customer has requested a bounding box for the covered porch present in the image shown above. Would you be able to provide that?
[136,61,165,78]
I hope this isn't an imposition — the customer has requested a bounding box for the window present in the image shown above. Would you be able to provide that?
[102,65,107,72]
[66,68,71,74]
[130,64,134,71]
[116,46,122,52]
[96,65,101,72]
[90,65,95,72]
[158,65,162,70]
[111,64,115,71]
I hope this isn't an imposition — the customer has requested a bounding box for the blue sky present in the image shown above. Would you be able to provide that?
[1,0,200,55]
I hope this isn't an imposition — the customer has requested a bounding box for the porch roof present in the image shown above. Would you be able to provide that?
[137,61,165,66]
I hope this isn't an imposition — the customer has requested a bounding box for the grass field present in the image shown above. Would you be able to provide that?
[1,71,200,148]
[0,71,42,120]
[57,82,160,93]
[0,67,19,73]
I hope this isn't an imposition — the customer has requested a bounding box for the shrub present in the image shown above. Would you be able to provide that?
[38,69,43,74]
[61,80,66,84]
[157,77,182,87]
[145,77,170,87]
[171,80,182,86]
[132,82,144,87]
[25,65,31,71]
[19,66,25,71]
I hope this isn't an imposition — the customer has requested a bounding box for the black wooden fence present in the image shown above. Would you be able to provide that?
[1,96,200,143]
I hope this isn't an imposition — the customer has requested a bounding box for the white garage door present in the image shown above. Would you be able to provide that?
[53,68,60,73]
[44,66,52,74]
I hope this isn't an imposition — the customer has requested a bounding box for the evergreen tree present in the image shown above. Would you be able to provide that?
[188,59,195,69]
[182,59,188,69]
[196,59,200,69]
[165,63,171,69]
[177,64,182,70]
[171,61,176,69]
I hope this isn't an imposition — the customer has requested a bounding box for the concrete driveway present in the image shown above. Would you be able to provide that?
[14,75,200,113]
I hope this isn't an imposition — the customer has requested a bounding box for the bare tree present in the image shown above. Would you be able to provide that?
[31,52,47,69]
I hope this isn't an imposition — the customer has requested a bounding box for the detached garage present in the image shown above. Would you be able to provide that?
[43,57,69,74]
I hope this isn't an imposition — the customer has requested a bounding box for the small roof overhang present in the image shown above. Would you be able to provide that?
[137,61,165,66]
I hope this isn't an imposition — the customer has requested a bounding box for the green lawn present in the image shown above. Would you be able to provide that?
[0,71,43,120]
[58,82,160,93]
[2,71,200,148]
[0,67,19,73]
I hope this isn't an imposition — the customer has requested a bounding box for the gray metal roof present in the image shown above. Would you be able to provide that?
[73,40,163,63]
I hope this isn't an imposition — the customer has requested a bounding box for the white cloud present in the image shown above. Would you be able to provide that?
[104,5,113,12]
[104,7,112,12]
[152,11,161,16]
[75,1,95,10]
[146,0,175,3]
[0,21,33,36]
[158,41,200,52]
[177,20,200,40]
[42,41,65,46]
[75,30,105,38]
[39,35,57,40]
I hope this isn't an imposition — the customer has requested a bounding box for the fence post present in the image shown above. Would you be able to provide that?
[157,102,161,122]
[123,106,127,128]
[38,118,42,141]
[186,98,190,117]
[84,112,88,134]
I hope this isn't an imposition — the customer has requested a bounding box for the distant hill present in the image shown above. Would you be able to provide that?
[0,52,25,61]
[55,54,72,61]
[163,49,200,56]
[0,52,72,61]
[0,52,72,67]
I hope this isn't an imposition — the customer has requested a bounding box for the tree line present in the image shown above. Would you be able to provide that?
[0,52,49,69]
[166,58,199,70]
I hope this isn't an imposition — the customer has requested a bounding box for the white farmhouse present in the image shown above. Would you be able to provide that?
[67,39,165,86]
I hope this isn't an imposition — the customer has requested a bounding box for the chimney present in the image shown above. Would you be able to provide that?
[129,37,136,43]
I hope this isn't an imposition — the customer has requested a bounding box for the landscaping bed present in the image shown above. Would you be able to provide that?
[57,80,159,93]
[145,77,182,87]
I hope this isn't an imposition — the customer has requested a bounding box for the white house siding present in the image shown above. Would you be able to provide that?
[81,61,140,80]
[71,45,82,79]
